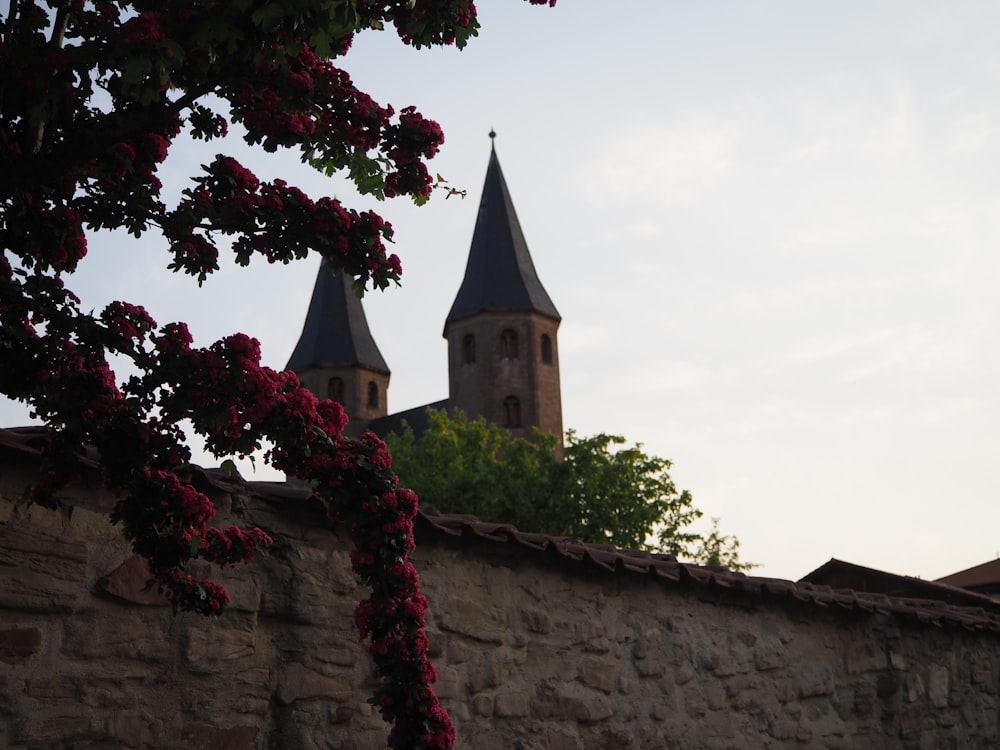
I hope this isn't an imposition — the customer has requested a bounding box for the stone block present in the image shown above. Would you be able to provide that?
[847,681,875,719]
[181,722,259,750]
[631,639,651,660]
[0,521,88,613]
[24,676,81,702]
[623,697,640,721]
[0,627,42,663]
[797,662,835,699]
[575,693,614,723]
[438,598,506,644]
[639,733,669,750]
[531,682,614,722]
[672,656,695,686]
[96,555,171,606]
[753,637,785,671]
[928,664,949,709]
[0,522,88,577]
[275,662,352,705]
[877,671,901,702]
[210,572,262,613]
[494,691,530,717]
[521,607,552,634]
[462,728,509,750]
[703,683,727,711]
[447,637,474,664]
[585,728,634,750]
[971,659,993,685]
[888,650,906,671]
[289,574,352,626]
[236,668,271,688]
[471,694,494,717]
[547,728,583,750]
[772,719,798,740]
[844,639,881,674]
[185,616,256,671]
[434,665,460,700]
[578,657,616,694]
[617,675,635,695]
[0,569,83,613]
[63,615,172,662]
[583,636,612,654]
[291,547,359,596]
[99,710,162,748]
[424,628,446,658]
[635,657,665,678]
[467,655,503,692]
[683,691,707,719]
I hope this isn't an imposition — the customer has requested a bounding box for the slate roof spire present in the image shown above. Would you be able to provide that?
[285,260,389,375]
[445,134,560,327]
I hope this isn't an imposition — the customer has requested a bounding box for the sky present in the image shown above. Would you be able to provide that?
[4,1,999,581]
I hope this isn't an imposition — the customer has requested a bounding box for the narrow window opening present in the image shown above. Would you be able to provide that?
[462,333,476,364]
[501,328,519,359]
[541,334,553,364]
[503,395,522,428]
[367,381,379,408]
[327,376,345,403]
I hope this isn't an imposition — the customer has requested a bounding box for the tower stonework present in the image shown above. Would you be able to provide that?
[285,262,390,439]
[444,138,563,443]
[285,137,562,446]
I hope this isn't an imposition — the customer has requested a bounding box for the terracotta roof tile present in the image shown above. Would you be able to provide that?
[4,427,1000,635]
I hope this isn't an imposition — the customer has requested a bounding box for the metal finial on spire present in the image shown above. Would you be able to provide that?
[489,128,496,148]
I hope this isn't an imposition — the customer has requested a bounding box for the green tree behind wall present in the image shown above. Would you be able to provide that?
[386,409,753,569]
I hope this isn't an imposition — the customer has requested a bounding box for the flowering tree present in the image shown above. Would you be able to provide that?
[0,1,553,747]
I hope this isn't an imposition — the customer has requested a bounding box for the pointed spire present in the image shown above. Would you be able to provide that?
[285,261,390,374]
[445,137,560,327]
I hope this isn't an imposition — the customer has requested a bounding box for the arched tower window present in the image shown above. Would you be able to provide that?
[327,376,345,402]
[367,381,379,408]
[540,334,553,364]
[503,395,522,428]
[501,329,519,359]
[462,333,476,364]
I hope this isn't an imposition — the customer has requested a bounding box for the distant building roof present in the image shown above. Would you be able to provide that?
[285,261,389,375]
[800,558,1000,611]
[367,399,450,440]
[445,139,560,329]
[935,558,1000,595]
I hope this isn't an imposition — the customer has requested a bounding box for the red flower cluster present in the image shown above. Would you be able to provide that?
[120,12,165,44]
[164,157,400,289]
[384,106,445,198]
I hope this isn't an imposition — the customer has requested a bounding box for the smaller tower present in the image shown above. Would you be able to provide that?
[285,261,390,438]
[444,134,563,443]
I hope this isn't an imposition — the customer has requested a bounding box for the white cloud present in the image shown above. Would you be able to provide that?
[619,360,715,394]
[945,112,992,154]
[582,115,743,206]
[863,74,919,157]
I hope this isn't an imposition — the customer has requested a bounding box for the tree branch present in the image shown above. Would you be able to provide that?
[30,1,72,154]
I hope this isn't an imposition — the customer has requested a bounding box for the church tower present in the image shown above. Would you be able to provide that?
[444,134,563,442]
[285,261,390,438]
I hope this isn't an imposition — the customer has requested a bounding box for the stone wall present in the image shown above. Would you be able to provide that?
[1,461,999,749]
